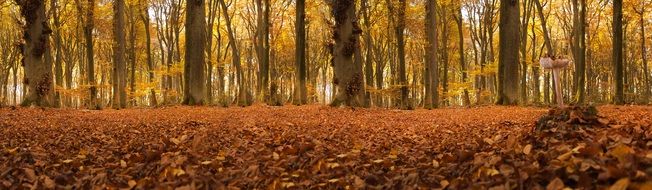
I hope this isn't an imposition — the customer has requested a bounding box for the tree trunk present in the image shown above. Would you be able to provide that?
[52,0,64,108]
[613,0,624,104]
[182,0,207,105]
[497,0,520,105]
[219,0,249,106]
[141,8,157,106]
[388,0,409,109]
[16,0,53,107]
[128,4,137,106]
[113,0,127,109]
[639,9,650,102]
[329,0,365,107]
[293,0,307,105]
[362,0,374,107]
[424,0,438,109]
[456,3,470,106]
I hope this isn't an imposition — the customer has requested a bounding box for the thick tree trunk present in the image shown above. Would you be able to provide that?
[183,0,207,105]
[424,0,438,109]
[613,0,624,104]
[16,0,54,107]
[329,0,365,107]
[293,0,307,105]
[113,0,127,109]
[497,0,520,105]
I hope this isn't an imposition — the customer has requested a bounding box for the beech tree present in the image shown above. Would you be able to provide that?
[329,0,364,107]
[183,0,207,105]
[497,0,520,105]
[15,0,54,107]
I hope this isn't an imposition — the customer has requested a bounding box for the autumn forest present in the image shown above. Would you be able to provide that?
[1,0,652,189]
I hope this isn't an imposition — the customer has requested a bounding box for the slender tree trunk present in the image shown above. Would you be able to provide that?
[128,5,137,106]
[441,8,449,107]
[52,0,64,108]
[362,0,374,107]
[456,4,470,106]
[219,0,249,106]
[141,9,157,106]
[613,0,624,104]
[16,0,53,107]
[113,0,127,109]
[388,0,409,109]
[497,0,520,105]
[293,0,307,105]
[639,9,650,102]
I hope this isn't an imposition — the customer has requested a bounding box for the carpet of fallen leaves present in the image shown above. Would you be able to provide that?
[1,105,651,189]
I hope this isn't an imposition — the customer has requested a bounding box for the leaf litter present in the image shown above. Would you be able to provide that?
[0,105,651,189]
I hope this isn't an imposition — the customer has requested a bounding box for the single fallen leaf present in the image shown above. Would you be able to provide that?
[523,144,533,155]
[609,178,629,190]
[120,160,127,168]
[43,176,55,189]
[128,180,137,188]
[432,160,440,168]
[557,151,572,161]
[201,161,212,165]
[272,152,280,160]
[23,168,36,181]
[546,178,564,190]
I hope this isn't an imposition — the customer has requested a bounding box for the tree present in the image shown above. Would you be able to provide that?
[15,0,53,107]
[455,2,470,106]
[387,0,409,109]
[328,0,365,107]
[293,0,307,105]
[113,0,128,109]
[183,0,207,105]
[497,0,520,105]
[219,0,250,106]
[613,0,624,104]
[141,2,157,106]
[424,0,439,109]
[634,5,650,102]
[572,0,587,104]
[51,0,64,108]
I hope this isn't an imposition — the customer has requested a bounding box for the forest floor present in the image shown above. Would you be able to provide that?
[1,105,652,189]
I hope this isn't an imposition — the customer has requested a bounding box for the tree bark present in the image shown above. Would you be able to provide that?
[219,0,250,106]
[613,0,624,104]
[293,0,307,105]
[16,0,54,107]
[424,0,439,109]
[329,0,365,107]
[113,0,127,108]
[183,0,207,105]
[638,8,650,102]
[52,0,64,108]
[456,3,470,106]
[141,7,157,106]
[497,0,520,105]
